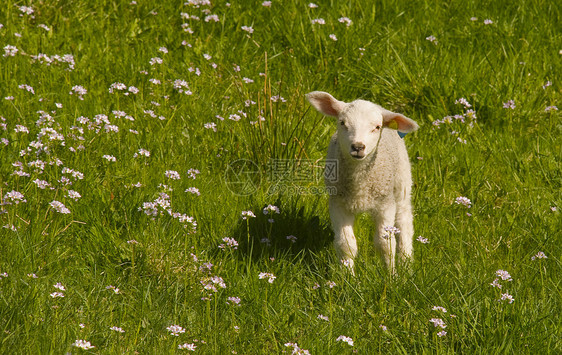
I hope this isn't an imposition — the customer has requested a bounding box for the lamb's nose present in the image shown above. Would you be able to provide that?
[351,143,365,152]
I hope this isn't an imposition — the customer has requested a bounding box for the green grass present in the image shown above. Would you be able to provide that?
[1,0,561,353]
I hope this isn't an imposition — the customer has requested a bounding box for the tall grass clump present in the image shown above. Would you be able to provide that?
[0,0,560,353]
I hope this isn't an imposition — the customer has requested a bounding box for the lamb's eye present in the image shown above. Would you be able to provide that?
[340,121,346,127]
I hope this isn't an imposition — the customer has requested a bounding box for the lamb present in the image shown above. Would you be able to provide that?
[306,91,419,273]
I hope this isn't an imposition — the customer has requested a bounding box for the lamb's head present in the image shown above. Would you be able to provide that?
[306,91,419,160]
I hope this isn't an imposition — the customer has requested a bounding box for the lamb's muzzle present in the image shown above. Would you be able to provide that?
[350,142,366,159]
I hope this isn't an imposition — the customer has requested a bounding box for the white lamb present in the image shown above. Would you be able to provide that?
[306,91,419,272]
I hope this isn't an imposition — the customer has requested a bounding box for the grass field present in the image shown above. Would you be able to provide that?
[1,0,561,353]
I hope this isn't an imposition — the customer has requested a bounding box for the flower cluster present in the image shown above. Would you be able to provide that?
[149,57,163,66]
[241,25,254,34]
[432,97,477,144]
[185,187,200,196]
[426,35,438,44]
[46,288,65,300]
[166,325,186,336]
[262,204,280,215]
[204,122,217,132]
[18,84,35,94]
[429,305,453,337]
[18,5,35,16]
[241,210,256,220]
[106,285,121,294]
[187,168,200,179]
[258,272,276,283]
[4,44,19,57]
[108,82,139,95]
[284,342,310,355]
[102,155,116,162]
[165,170,181,180]
[218,237,238,250]
[416,236,430,244]
[226,296,241,305]
[491,269,515,303]
[455,196,472,208]
[200,276,226,293]
[338,17,352,27]
[495,269,512,281]
[3,190,27,205]
[383,225,400,239]
[30,53,76,70]
[432,306,447,313]
[500,293,515,304]
[336,335,354,346]
[49,200,71,214]
[173,79,192,95]
[502,100,516,109]
[0,99,92,218]
[70,85,88,100]
[50,282,66,298]
[134,148,151,158]
[531,251,547,260]
[72,340,95,350]
[429,318,446,329]
[178,343,197,351]
[139,191,197,233]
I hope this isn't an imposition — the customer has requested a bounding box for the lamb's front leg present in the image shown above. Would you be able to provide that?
[373,203,397,273]
[329,199,357,271]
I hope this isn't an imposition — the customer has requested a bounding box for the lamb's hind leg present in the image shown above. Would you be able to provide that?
[395,192,414,264]
[373,203,397,273]
[329,199,357,271]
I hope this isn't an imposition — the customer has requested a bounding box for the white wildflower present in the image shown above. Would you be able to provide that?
[72,340,94,350]
[499,292,515,304]
[49,201,71,214]
[258,272,276,283]
[165,170,181,180]
[166,325,186,336]
[336,335,354,346]
[241,210,256,220]
[429,318,447,329]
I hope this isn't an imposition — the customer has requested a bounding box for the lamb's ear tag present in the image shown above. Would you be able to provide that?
[388,120,398,130]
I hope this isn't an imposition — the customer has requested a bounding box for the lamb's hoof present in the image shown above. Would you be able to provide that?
[341,259,355,275]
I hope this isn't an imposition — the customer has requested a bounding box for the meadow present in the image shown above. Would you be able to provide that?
[0,0,560,353]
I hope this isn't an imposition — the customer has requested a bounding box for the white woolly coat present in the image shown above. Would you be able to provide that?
[326,128,412,216]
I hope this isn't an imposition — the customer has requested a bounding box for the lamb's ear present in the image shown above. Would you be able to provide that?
[306,91,346,117]
[381,109,419,133]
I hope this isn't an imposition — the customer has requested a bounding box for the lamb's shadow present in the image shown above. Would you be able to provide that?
[232,204,333,264]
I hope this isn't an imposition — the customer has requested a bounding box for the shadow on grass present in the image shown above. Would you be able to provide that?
[230,203,333,265]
